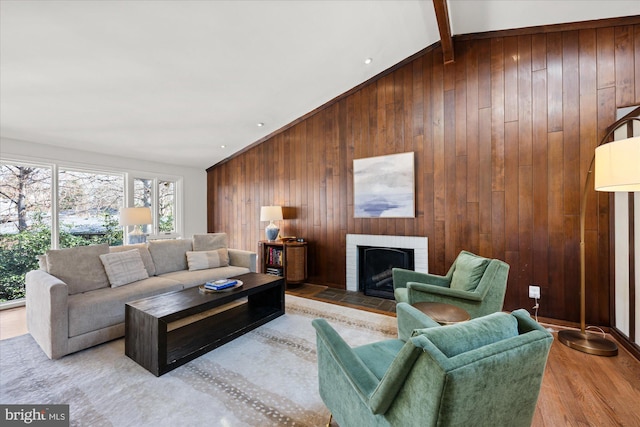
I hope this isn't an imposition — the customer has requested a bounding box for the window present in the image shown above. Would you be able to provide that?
[133,177,178,238]
[0,160,182,304]
[58,169,124,248]
[0,163,52,302]
[133,177,152,235]
[158,180,176,234]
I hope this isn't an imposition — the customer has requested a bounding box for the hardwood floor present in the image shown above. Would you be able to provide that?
[0,306,27,340]
[2,287,639,426]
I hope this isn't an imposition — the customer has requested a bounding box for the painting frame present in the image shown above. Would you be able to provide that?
[353,151,415,218]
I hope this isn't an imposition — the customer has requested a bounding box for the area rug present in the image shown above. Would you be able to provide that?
[0,295,396,426]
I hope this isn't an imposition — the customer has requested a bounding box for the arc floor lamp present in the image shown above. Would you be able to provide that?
[558,117,640,356]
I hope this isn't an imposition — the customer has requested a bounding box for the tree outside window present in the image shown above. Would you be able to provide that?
[0,164,52,302]
[159,180,175,233]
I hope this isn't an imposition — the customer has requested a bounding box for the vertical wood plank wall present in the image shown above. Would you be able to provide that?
[208,22,640,325]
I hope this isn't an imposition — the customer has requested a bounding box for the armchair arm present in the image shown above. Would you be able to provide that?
[396,302,440,341]
[407,282,483,302]
[511,308,548,333]
[25,270,69,359]
[312,319,380,404]
[368,342,423,415]
[392,268,450,289]
[227,249,257,272]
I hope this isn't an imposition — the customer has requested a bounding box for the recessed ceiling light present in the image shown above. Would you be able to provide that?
[364,58,373,65]
[257,122,264,127]
[221,145,226,149]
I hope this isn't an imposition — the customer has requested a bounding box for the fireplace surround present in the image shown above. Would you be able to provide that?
[346,234,428,292]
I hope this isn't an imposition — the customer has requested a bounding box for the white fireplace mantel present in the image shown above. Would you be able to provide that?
[346,234,428,292]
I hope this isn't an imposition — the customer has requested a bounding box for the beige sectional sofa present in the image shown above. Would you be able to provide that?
[25,233,256,359]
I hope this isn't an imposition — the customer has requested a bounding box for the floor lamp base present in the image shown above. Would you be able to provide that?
[557,329,618,357]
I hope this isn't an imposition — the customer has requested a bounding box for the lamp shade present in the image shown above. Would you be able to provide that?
[595,136,640,192]
[260,206,283,222]
[119,207,152,226]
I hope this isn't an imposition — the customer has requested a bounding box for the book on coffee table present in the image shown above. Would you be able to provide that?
[204,279,238,291]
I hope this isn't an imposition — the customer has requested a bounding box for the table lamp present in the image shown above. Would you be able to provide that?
[119,207,152,244]
[260,206,283,241]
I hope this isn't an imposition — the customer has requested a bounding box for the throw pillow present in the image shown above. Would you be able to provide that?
[109,244,156,276]
[411,311,518,357]
[99,249,149,287]
[193,233,228,251]
[449,252,490,292]
[46,243,110,294]
[186,248,230,271]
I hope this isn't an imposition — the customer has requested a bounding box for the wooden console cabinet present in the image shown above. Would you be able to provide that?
[259,240,307,286]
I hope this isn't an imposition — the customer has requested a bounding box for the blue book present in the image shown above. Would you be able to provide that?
[204,280,237,290]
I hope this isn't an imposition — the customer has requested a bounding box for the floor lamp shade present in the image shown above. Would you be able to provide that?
[260,206,283,241]
[595,136,640,192]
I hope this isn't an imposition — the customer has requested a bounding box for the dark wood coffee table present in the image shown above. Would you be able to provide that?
[125,272,285,376]
[412,302,470,325]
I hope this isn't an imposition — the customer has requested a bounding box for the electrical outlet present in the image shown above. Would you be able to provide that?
[529,285,541,299]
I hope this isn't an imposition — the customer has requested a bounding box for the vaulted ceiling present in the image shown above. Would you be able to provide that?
[1,1,638,169]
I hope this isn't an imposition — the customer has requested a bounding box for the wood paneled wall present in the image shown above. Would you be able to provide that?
[208,20,640,325]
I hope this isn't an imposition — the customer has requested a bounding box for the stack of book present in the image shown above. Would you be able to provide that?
[204,279,237,291]
[266,267,283,276]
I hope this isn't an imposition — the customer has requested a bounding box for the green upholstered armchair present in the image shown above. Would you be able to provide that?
[393,250,510,319]
[312,303,553,427]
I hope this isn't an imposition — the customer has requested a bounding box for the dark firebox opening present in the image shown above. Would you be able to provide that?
[358,246,414,299]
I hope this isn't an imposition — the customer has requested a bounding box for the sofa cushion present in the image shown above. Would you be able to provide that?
[186,248,229,271]
[450,253,490,292]
[109,244,156,276]
[411,311,518,357]
[100,250,149,287]
[67,276,183,337]
[46,243,110,295]
[193,233,228,251]
[159,265,250,287]
[148,239,193,275]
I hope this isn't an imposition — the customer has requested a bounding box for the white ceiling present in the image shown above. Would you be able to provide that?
[1,1,639,169]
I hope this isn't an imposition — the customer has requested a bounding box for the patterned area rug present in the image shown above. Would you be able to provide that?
[0,295,396,426]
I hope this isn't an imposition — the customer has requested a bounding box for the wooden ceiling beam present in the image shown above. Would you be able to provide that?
[432,0,454,64]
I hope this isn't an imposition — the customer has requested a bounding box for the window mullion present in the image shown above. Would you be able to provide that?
[51,164,60,249]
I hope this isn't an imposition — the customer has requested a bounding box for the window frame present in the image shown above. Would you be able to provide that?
[128,173,183,241]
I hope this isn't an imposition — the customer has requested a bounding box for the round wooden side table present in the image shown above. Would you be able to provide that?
[412,302,471,325]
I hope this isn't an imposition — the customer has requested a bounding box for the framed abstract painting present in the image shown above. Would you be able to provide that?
[353,151,415,218]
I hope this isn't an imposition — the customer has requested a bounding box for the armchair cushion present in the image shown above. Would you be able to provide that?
[353,340,405,380]
[450,252,489,291]
[411,311,518,357]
